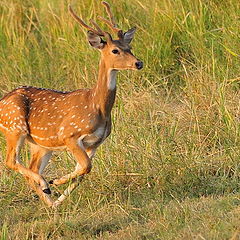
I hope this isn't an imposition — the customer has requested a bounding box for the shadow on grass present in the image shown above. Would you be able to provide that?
[63,219,126,239]
[106,166,240,210]
[88,223,121,237]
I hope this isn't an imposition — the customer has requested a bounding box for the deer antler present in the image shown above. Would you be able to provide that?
[97,2,122,34]
[68,5,105,36]
[69,2,123,39]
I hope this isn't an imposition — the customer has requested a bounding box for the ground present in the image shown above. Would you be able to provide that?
[0,0,240,239]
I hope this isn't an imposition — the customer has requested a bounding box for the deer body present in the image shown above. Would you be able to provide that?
[1,84,111,150]
[0,1,143,207]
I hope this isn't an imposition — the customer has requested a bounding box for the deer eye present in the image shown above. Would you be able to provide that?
[112,49,119,54]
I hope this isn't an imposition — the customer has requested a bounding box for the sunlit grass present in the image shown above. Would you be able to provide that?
[1,0,240,239]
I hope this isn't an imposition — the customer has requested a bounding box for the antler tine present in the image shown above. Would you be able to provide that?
[68,5,105,36]
[89,19,105,35]
[98,1,122,34]
[97,16,120,33]
[102,1,116,26]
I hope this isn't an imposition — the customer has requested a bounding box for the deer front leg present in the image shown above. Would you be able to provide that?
[50,137,92,186]
[28,144,53,175]
[25,144,54,206]
[53,177,83,207]
[52,148,95,207]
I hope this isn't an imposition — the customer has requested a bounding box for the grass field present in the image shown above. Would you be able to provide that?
[1,0,240,239]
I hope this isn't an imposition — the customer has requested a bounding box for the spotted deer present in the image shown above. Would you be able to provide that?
[0,1,143,207]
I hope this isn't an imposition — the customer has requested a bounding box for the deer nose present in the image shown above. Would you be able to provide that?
[135,61,143,70]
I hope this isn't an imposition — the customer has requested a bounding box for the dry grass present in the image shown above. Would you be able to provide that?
[1,0,240,239]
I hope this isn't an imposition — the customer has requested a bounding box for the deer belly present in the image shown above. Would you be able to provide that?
[82,125,108,148]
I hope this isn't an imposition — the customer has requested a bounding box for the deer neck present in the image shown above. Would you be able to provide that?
[92,58,118,118]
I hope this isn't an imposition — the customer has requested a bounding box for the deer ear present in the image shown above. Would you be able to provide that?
[87,31,105,49]
[123,27,136,44]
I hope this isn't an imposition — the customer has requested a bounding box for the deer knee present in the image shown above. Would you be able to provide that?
[80,161,92,175]
[6,161,17,171]
[85,162,92,174]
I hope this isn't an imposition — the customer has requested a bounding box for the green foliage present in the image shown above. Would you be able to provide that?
[0,223,8,240]
[0,0,240,239]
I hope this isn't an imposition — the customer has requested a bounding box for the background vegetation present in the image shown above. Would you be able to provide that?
[0,0,240,239]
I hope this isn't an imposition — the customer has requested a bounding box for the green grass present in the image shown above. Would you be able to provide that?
[1,0,240,239]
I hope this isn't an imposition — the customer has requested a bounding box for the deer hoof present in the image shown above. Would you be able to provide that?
[43,188,51,194]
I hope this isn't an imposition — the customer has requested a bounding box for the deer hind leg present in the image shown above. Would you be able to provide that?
[5,134,51,198]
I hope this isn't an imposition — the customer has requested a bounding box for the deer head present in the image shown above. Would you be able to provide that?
[69,1,143,71]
